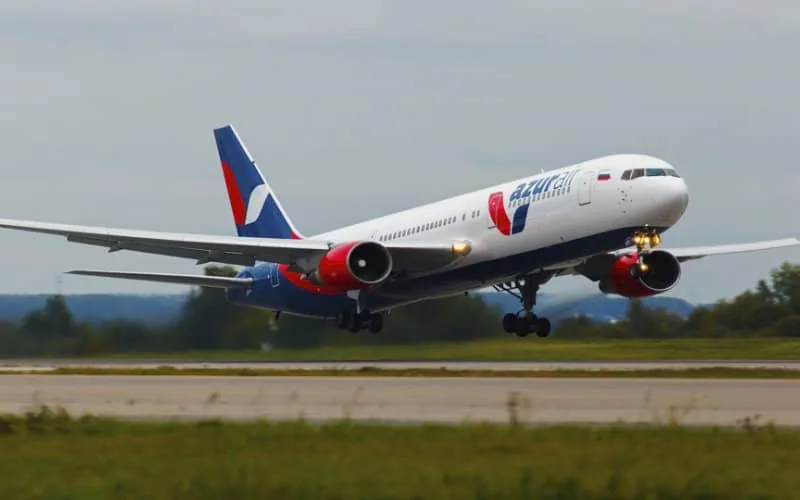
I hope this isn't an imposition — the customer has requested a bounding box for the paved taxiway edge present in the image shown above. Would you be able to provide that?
[1,374,798,427]
[4,360,800,372]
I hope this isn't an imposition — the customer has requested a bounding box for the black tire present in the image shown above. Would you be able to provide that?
[347,314,362,333]
[535,317,552,338]
[368,314,383,334]
[514,317,530,337]
[336,311,349,329]
[502,313,517,333]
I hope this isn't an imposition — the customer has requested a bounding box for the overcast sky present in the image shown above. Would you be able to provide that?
[0,1,798,303]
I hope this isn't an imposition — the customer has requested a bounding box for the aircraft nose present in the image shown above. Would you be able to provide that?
[659,178,689,223]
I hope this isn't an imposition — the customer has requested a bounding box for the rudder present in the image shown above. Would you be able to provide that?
[213,125,303,239]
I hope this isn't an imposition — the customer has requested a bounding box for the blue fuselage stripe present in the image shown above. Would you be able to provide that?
[226,225,669,318]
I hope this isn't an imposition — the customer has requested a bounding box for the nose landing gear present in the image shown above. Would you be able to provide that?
[630,226,662,277]
[494,276,552,338]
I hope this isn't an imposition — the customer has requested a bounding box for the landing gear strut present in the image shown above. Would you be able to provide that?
[494,277,552,338]
[630,226,662,277]
[336,309,383,334]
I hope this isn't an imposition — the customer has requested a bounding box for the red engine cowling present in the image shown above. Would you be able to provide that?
[600,250,682,298]
[312,241,393,290]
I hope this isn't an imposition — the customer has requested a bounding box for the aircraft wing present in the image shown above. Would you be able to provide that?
[657,238,800,262]
[0,218,469,275]
[0,218,331,268]
[570,237,800,281]
[66,270,255,288]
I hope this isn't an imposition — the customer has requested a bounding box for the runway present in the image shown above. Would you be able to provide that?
[2,374,799,426]
[3,359,800,372]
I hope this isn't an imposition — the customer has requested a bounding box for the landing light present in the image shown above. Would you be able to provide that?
[639,263,649,273]
[451,240,472,256]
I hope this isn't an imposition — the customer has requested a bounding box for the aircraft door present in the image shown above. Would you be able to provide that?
[578,170,595,206]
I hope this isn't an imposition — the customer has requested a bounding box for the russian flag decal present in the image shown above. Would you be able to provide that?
[597,171,611,181]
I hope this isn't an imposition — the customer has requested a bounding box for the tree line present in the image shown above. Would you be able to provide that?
[0,262,797,356]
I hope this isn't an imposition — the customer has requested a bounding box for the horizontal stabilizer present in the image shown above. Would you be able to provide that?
[66,270,254,288]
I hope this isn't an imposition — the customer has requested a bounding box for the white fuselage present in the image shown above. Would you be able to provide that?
[231,153,690,316]
[317,154,688,281]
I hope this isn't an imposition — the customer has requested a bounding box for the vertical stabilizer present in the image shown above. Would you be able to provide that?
[213,125,303,239]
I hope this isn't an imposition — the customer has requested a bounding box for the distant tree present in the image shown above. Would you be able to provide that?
[369,294,502,345]
[100,320,154,352]
[174,265,274,350]
[21,295,75,338]
[683,306,722,337]
[769,263,800,314]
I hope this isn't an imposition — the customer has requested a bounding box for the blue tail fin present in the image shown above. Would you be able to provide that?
[213,125,303,239]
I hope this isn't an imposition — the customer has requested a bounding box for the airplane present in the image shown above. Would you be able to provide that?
[0,125,797,338]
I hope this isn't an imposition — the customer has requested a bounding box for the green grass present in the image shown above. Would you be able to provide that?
[94,337,800,362]
[0,406,798,499]
[8,366,800,379]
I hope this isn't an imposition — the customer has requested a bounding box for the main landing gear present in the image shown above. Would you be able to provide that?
[494,277,552,338]
[336,309,384,334]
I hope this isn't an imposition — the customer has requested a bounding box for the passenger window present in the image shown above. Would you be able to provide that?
[630,168,644,179]
[621,170,631,180]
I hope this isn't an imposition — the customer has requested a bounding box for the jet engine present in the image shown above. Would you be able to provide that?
[599,250,682,298]
[310,241,393,289]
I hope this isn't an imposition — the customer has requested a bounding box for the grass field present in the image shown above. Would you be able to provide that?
[1,407,799,499]
[98,337,800,362]
[9,365,800,379]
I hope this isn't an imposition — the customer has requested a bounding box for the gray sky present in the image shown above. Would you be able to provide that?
[0,1,798,304]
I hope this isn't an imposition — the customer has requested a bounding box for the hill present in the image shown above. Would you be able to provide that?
[0,294,186,324]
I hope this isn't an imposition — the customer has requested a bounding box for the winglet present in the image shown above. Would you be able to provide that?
[213,125,304,239]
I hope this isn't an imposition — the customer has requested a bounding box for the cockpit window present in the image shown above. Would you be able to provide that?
[622,167,680,180]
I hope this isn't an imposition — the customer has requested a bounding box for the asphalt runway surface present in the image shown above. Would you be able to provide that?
[2,374,798,426]
[3,360,800,372]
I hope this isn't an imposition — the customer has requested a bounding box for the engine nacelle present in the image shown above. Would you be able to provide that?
[599,249,682,298]
[311,241,393,290]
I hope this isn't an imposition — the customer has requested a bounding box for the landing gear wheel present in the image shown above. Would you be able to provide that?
[347,313,361,333]
[339,309,384,334]
[502,313,517,333]
[494,274,554,339]
[534,317,551,338]
[368,313,383,334]
[336,311,349,329]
